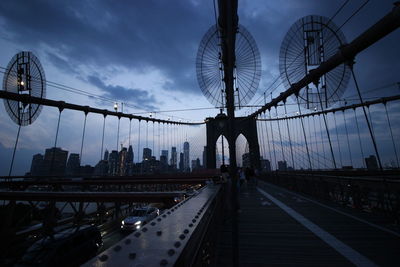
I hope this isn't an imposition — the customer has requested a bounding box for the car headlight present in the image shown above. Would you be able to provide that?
[134,221,142,225]
[122,221,125,225]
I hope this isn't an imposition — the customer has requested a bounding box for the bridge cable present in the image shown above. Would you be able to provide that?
[50,110,63,174]
[284,103,295,170]
[350,65,383,170]
[384,103,399,168]
[332,113,343,168]
[79,113,88,165]
[263,113,273,170]
[276,106,286,165]
[311,115,320,169]
[317,114,328,168]
[353,108,366,168]
[137,120,141,168]
[257,117,265,164]
[316,85,337,169]
[268,110,278,170]
[8,124,21,177]
[296,96,312,170]
[342,110,353,167]
[100,115,106,161]
[128,118,132,147]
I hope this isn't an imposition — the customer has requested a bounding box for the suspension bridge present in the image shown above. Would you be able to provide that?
[0,0,399,266]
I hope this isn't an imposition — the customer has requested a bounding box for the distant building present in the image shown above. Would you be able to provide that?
[119,147,127,176]
[143,148,152,161]
[278,161,287,171]
[191,158,201,171]
[43,147,68,175]
[260,158,271,172]
[126,145,134,175]
[94,160,108,176]
[108,150,119,175]
[179,152,184,171]
[183,142,190,172]
[171,147,177,169]
[365,155,378,170]
[30,153,44,176]
[66,153,80,176]
[103,149,109,161]
[161,150,168,165]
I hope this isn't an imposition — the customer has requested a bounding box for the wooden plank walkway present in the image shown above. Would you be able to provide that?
[216,180,400,266]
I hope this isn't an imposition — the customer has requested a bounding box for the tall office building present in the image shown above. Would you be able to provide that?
[160,150,168,166]
[179,152,184,171]
[30,153,44,176]
[43,147,68,175]
[66,153,80,176]
[119,147,128,175]
[103,149,109,161]
[143,148,152,161]
[108,150,119,175]
[126,145,134,175]
[183,141,190,172]
[171,147,177,168]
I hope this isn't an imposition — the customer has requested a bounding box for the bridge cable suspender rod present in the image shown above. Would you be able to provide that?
[284,103,295,170]
[350,66,383,170]
[384,103,400,168]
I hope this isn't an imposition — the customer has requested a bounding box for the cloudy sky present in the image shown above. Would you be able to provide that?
[0,0,399,175]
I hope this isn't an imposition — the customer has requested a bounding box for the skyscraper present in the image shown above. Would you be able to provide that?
[179,152,184,171]
[119,147,128,175]
[365,155,378,170]
[126,145,134,175]
[143,148,152,161]
[43,147,68,175]
[171,147,177,168]
[108,150,119,175]
[183,141,190,172]
[66,153,80,176]
[30,153,44,176]
[160,150,168,166]
[103,149,109,161]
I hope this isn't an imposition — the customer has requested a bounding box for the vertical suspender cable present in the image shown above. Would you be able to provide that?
[333,113,343,168]
[296,96,312,170]
[353,108,365,168]
[100,115,106,160]
[79,112,88,165]
[384,103,399,168]
[269,110,278,170]
[342,110,353,167]
[263,113,273,170]
[8,124,21,177]
[284,103,295,170]
[311,115,320,169]
[276,106,286,164]
[350,66,383,170]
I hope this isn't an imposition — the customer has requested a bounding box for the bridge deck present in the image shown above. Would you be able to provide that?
[217,180,400,266]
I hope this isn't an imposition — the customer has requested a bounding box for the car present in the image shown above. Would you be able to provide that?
[120,207,159,231]
[17,225,102,267]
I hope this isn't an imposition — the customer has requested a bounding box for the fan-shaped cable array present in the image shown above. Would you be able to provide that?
[2,51,46,126]
[196,24,261,109]
[279,15,350,110]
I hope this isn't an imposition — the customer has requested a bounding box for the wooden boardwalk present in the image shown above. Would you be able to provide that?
[216,180,400,266]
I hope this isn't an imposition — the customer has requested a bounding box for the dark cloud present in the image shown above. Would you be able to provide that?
[87,75,158,110]
[0,0,213,95]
